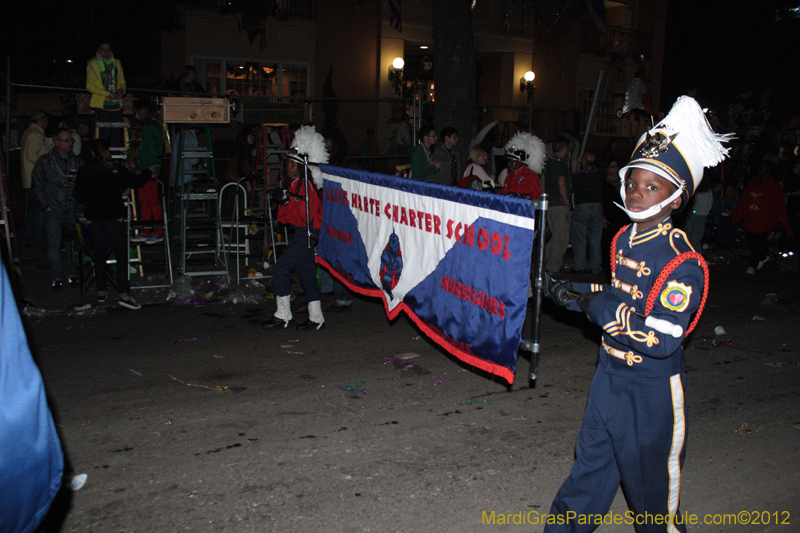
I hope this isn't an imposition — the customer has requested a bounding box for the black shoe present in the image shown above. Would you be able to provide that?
[261,317,292,330]
[296,319,325,331]
[52,280,63,290]
[67,276,79,287]
[326,303,351,313]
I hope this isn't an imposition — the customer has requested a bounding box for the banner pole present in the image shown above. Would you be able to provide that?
[528,193,548,387]
[303,155,312,249]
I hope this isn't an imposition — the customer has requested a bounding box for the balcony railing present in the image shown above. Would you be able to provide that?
[581,23,651,59]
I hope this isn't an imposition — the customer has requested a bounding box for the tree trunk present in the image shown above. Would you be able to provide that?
[432,0,477,168]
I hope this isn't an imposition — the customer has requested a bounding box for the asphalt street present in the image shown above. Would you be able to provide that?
[13,245,800,533]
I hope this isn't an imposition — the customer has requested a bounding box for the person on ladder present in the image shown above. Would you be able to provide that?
[261,126,329,331]
[86,40,126,147]
[127,101,164,245]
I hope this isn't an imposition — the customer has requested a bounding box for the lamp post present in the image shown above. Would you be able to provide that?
[520,70,536,130]
[389,57,405,96]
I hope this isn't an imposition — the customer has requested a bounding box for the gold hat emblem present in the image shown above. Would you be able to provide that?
[640,131,679,158]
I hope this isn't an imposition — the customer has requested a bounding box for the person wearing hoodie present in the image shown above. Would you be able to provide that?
[731,160,795,274]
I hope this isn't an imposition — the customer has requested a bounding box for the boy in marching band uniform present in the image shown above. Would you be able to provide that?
[543,96,731,533]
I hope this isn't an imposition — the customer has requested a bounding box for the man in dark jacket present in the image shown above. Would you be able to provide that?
[74,140,151,309]
[31,128,84,289]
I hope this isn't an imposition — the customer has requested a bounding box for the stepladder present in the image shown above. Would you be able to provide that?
[171,126,229,282]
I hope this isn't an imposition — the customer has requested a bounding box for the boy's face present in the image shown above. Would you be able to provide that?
[284,159,300,179]
[624,168,681,231]
[506,159,523,172]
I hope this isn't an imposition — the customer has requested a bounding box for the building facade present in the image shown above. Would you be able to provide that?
[162,0,667,155]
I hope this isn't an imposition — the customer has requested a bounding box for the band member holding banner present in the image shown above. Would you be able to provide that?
[542,96,730,532]
[500,132,545,200]
[262,126,330,331]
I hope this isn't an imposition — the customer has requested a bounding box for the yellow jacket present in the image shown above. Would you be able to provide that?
[86,58,126,109]
[20,123,47,189]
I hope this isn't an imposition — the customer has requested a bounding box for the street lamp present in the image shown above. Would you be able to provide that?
[389,57,404,82]
[389,57,405,96]
[520,71,536,130]
[520,70,536,98]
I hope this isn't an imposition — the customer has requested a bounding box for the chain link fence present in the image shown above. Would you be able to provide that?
[4,82,663,189]
[4,84,422,177]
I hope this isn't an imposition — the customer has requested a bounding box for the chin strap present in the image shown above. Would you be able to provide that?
[614,187,683,221]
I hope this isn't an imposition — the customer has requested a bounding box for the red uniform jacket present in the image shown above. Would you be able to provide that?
[277,176,323,230]
[502,166,543,200]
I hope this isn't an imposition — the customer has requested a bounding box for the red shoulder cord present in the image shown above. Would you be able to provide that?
[609,225,629,275]
[644,252,709,335]
[610,225,709,336]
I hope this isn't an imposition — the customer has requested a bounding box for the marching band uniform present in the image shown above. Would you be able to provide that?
[544,96,730,533]
[502,164,543,200]
[501,131,546,200]
[262,126,329,331]
[548,221,705,533]
[278,175,323,229]
[270,175,323,329]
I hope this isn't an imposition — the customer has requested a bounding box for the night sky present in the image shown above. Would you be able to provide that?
[5,1,800,117]
[2,0,175,87]
[662,0,800,114]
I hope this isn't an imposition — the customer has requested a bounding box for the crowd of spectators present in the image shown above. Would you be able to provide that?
[17,40,167,307]
[401,100,798,277]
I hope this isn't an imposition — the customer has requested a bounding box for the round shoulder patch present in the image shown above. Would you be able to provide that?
[660,280,692,312]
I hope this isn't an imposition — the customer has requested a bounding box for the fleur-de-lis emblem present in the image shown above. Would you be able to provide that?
[640,131,679,157]
[506,146,527,163]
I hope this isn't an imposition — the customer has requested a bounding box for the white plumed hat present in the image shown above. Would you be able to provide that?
[287,125,330,188]
[503,132,546,175]
[619,96,733,212]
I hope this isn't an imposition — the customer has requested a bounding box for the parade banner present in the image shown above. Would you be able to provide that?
[316,165,536,384]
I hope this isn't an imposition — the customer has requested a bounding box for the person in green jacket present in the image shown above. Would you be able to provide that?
[127,101,164,244]
[410,125,442,181]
